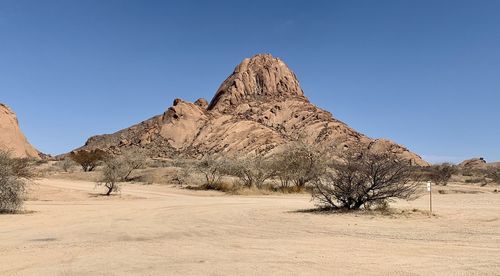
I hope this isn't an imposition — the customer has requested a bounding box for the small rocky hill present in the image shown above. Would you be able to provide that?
[76,54,428,166]
[459,157,500,170]
[0,103,41,159]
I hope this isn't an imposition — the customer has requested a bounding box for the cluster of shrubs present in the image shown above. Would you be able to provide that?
[179,143,424,211]
[67,149,147,195]
[417,162,500,187]
[416,163,457,186]
[460,166,500,186]
[188,143,326,193]
[7,144,498,214]
[66,147,499,207]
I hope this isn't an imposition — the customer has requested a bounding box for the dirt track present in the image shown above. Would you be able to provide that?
[1,179,499,275]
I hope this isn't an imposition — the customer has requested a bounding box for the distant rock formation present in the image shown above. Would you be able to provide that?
[76,54,428,166]
[459,157,499,170]
[459,157,486,168]
[0,103,41,159]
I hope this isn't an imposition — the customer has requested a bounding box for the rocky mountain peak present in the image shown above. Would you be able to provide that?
[208,54,305,111]
[75,54,428,166]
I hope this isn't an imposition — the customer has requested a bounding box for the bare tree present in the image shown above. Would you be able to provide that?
[97,157,125,196]
[312,149,418,211]
[0,150,33,213]
[70,149,107,172]
[56,157,77,172]
[274,142,326,188]
[171,158,196,186]
[120,150,147,181]
[94,151,147,195]
[426,163,457,186]
[195,156,228,189]
[228,155,276,189]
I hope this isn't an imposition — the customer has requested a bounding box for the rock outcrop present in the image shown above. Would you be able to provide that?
[459,157,487,168]
[0,103,41,159]
[76,54,428,166]
[208,54,304,111]
[459,157,499,170]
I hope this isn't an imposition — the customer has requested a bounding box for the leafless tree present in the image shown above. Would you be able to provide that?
[171,158,196,186]
[312,149,419,210]
[426,163,457,186]
[195,156,228,189]
[0,150,33,213]
[119,150,147,181]
[274,142,326,188]
[56,157,77,172]
[97,157,124,196]
[228,155,276,189]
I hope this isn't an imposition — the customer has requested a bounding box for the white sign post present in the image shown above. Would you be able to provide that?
[427,181,432,216]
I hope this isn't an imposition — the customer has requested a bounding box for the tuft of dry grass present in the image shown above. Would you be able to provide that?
[292,207,435,218]
[185,180,311,196]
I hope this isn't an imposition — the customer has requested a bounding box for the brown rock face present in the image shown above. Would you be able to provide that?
[458,157,500,170]
[457,157,500,172]
[194,98,208,109]
[208,54,304,111]
[0,104,41,158]
[76,54,428,166]
[459,157,487,168]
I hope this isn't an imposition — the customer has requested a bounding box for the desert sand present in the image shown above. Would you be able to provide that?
[1,179,499,275]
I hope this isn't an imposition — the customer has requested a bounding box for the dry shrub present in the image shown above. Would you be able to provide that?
[97,157,124,195]
[195,156,229,189]
[170,158,197,186]
[273,142,326,188]
[227,155,276,189]
[187,179,236,192]
[464,177,486,184]
[426,163,457,186]
[458,166,499,185]
[275,185,310,194]
[312,148,418,211]
[486,167,500,184]
[0,150,33,213]
[55,157,78,173]
[118,150,147,181]
[95,151,148,194]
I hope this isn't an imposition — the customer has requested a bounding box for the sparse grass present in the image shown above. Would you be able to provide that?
[0,209,36,215]
[45,170,101,182]
[186,180,236,192]
[436,189,483,194]
[465,177,486,184]
[292,207,434,218]
[185,180,310,195]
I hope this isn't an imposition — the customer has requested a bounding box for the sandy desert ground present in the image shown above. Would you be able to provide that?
[1,178,499,275]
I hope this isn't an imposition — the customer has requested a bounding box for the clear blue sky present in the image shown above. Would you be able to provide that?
[1,0,499,163]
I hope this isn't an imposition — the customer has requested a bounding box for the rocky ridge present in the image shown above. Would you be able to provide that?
[77,54,428,166]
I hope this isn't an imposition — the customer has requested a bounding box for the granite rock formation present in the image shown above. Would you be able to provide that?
[76,54,428,166]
